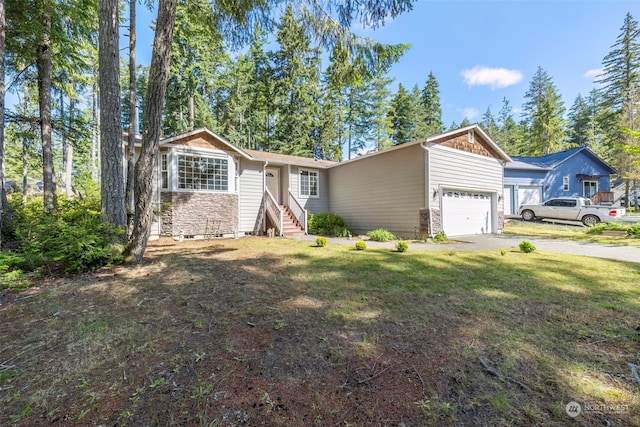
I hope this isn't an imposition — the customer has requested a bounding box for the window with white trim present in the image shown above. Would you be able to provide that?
[177,155,228,191]
[300,169,318,197]
[562,176,570,192]
[161,153,168,189]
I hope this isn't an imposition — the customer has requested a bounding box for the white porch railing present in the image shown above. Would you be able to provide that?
[288,191,308,234]
[264,189,283,236]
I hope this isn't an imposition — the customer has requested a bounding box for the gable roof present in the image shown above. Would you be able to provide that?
[334,123,512,167]
[426,124,512,162]
[160,127,253,159]
[507,146,616,173]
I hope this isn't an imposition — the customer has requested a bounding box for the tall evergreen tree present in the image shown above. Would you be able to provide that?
[99,0,126,229]
[245,25,274,151]
[494,97,524,155]
[271,5,321,157]
[596,12,640,205]
[164,0,224,136]
[7,0,96,213]
[522,66,567,155]
[481,106,499,140]
[417,71,444,136]
[597,12,640,115]
[389,83,418,145]
[367,68,396,151]
[567,90,608,157]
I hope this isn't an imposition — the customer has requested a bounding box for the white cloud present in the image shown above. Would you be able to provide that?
[583,68,603,81]
[461,66,523,89]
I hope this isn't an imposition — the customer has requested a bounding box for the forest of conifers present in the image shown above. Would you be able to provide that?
[1,1,639,263]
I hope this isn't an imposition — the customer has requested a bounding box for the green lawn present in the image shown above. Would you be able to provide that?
[1,237,639,425]
[504,219,640,246]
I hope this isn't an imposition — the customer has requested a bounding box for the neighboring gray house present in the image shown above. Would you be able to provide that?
[503,146,616,215]
[150,124,511,239]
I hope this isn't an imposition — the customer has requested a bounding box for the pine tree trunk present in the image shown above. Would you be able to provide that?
[21,139,27,206]
[37,12,56,213]
[126,0,137,220]
[0,0,8,248]
[99,0,126,229]
[127,0,177,263]
[91,75,99,182]
[60,90,71,198]
[189,93,194,130]
[65,96,74,198]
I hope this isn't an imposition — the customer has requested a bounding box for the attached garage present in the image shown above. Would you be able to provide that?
[441,190,493,236]
[328,124,511,238]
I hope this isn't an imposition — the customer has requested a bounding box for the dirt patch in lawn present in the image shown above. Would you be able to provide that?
[1,237,638,426]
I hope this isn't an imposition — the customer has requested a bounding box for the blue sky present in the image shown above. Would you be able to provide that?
[132,1,637,127]
[360,0,639,126]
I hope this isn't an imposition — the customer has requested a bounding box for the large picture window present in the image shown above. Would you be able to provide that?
[300,169,318,197]
[178,155,228,191]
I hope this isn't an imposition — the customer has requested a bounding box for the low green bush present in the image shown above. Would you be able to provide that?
[519,240,536,253]
[0,253,31,290]
[584,222,627,235]
[308,212,350,237]
[366,229,395,242]
[315,237,328,247]
[396,241,408,252]
[355,241,367,250]
[8,197,125,275]
[433,231,447,243]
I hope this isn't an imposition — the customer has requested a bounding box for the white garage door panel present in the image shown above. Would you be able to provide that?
[503,186,513,215]
[442,191,492,236]
[517,186,541,207]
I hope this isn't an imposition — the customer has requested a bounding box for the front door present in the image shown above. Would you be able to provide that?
[266,168,280,204]
[583,181,597,199]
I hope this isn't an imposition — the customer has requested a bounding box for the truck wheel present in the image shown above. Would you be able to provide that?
[582,215,600,226]
[521,209,535,221]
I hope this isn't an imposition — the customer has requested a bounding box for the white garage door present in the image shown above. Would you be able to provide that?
[442,190,493,236]
[517,186,542,208]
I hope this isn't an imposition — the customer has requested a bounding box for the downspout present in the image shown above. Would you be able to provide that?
[235,156,240,238]
[262,160,269,234]
[420,140,434,238]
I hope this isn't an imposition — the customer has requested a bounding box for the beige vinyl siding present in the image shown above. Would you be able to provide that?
[328,144,426,238]
[290,167,330,213]
[429,145,504,203]
[239,160,265,233]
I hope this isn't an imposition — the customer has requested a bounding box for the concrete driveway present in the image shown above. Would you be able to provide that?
[291,234,640,263]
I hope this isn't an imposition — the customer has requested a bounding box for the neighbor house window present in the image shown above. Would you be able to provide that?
[468,129,474,143]
[562,176,570,192]
[161,153,168,189]
[178,155,228,191]
[300,169,318,197]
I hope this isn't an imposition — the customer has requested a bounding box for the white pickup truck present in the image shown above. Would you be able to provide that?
[518,197,626,226]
